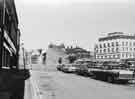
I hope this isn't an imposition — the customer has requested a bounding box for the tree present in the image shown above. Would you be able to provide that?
[58,57,62,64]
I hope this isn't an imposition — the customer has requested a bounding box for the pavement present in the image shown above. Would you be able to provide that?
[25,63,135,99]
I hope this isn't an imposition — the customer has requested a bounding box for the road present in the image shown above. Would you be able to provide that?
[31,64,135,99]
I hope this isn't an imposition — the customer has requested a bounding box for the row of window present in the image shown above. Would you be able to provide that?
[96,48,119,53]
[96,47,135,53]
[122,47,135,52]
[122,41,135,46]
[96,41,135,49]
[96,55,119,59]
[96,53,135,59]
[95,47,135,53]
[96,42,118,48]
[121,53,135,58]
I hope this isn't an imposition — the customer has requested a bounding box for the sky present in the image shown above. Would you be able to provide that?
[15,0,135,51]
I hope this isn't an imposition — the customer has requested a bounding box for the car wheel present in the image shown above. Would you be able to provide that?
[91,74,96,79]
[121,80,129,84]
[107,76,114,83]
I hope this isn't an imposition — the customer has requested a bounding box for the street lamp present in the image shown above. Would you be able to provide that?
[22,47,26,70]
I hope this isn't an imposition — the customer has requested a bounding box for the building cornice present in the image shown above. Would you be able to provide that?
[99,35,135,41]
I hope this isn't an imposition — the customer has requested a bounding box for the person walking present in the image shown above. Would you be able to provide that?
[58,57,62,64]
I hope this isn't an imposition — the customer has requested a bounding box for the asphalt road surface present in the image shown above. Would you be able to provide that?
[31,64,135,99]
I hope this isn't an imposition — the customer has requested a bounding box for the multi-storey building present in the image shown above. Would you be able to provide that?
[94,32,135,62]
[0,0,20,68]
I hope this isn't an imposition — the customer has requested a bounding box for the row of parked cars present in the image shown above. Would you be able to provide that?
[57,61,98,77]
[57,60,135,83]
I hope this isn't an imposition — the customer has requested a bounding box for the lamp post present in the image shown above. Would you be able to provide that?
[22,47,26,70]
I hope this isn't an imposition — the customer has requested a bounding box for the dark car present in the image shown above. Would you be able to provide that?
[76,64,93,76]
[57,64,65,71]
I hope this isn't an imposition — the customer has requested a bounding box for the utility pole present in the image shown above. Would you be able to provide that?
[0,0,5,68]
[22,46,26,70]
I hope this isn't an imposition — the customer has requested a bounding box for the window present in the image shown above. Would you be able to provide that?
[100,44,102,48]
[101,56,103,59]
[126,48,128,51]
[112,48,114,52]
[123,48,124,51]
[126,53,128,57]
[108,43,110,47]
[130,54,132,57]
[104,49,106,53]
[100,50,102,53]
[116,48,119,52]
[104,43,106,48]
[116,42,119,46]
[112,42,114,47]
[122,54,124,58]
[133,53,135,57]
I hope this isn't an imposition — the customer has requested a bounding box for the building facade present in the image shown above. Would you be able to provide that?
[94,32,135,62]
[0,0,20,68]
[66,46,92,59]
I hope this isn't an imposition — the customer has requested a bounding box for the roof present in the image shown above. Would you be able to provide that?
[99,34,135,41]
[66,47,89,54]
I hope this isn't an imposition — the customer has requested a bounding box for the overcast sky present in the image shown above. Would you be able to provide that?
[15,0,135,51]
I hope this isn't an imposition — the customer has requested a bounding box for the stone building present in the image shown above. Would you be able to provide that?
[94,32,135,62]
[66,46,92,60]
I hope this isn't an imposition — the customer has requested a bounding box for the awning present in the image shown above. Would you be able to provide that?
[3,42,12,56]
[4,30,16,54]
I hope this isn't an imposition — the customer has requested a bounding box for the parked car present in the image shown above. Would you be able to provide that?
[57,64,65,71]
[88,62,135,83]
[75,63,94,76]
[60,64,78,73]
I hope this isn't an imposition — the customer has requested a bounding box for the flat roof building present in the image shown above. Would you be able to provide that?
[94,32,135,62]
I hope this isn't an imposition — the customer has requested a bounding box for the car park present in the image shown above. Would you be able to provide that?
[73,58,95,76]
[88,62,135,83]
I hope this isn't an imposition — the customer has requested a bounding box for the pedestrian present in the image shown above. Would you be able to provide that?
[58,57,62,64]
